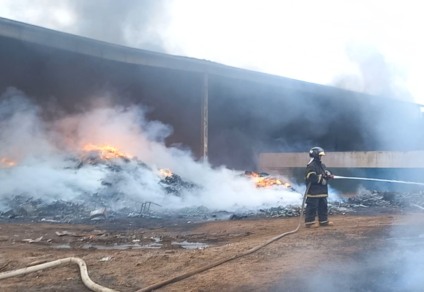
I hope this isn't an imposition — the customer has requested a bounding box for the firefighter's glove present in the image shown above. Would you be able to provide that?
[324,170,334,180]
[319,175,327,185]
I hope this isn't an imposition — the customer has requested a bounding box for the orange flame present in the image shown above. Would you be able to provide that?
[159,168,173,177]
[82,144,131,160]
[245,171,291,188]
[0,157,16,168]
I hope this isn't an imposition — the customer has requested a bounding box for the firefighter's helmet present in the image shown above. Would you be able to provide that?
[309,147,325,158]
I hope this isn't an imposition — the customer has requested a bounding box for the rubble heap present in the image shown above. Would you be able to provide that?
[2,186,423,223]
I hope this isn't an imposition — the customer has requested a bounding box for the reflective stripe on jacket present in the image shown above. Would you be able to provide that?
[305,158,329,198]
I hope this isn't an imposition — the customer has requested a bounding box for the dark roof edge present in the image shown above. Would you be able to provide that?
[0,17,420,104]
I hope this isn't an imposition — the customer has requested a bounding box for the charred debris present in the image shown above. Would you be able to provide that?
[1,148,424,223]
[2,186,423,224]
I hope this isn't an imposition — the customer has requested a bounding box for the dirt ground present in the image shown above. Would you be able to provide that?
[1,210,424,292]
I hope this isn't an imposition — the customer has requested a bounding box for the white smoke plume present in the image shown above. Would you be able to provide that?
[333,43,413,102]
[0,88,301,213]
[0,0,170,52]
[278,214,424,291]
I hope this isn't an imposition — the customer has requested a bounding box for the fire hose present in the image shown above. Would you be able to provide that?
[333,175,424,186]
[0,257,117,292]
[0,186,311,292]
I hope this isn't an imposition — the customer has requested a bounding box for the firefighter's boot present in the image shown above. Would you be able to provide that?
[305,221,319,228]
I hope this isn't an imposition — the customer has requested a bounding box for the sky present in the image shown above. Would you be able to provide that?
[1,0,423,104]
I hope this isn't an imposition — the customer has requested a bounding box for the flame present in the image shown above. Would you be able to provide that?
[82,144,131,160]
[245,171,291,188]
[0,157,16,168]
[159,168,173,177]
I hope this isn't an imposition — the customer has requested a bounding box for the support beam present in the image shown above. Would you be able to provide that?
[201,73,209,162]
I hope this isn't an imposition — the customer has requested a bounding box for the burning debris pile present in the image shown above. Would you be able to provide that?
[243,171,293,189]
[0,151,298,222]
[0,127,296,223]
[76,144,199,197]
[0,145,301,223]
[0,143,203,222]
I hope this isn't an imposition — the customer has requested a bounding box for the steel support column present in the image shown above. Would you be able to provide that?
[201,72,209,162]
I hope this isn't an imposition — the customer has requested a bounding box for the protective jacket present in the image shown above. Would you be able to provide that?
[305,158,330,197]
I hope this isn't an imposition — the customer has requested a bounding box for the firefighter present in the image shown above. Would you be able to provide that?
[304,146,334,228]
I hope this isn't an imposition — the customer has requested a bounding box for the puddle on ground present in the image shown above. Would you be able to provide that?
[171,240,209,249]
[81,243,163,250]
[53,243,72,249]
[51,238,209,250]
[52,242,162,250]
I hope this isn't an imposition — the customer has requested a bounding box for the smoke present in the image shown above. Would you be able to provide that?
[69,0,170,51]
[0,88,300,212]
[0,89,61,162]
[272,214,424,291]
[0,0,170,52]
[333,43,413,102]
[0,88,104,200]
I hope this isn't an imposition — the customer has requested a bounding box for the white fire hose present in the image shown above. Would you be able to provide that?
[0,257,117,292]
[333,175,424,186]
